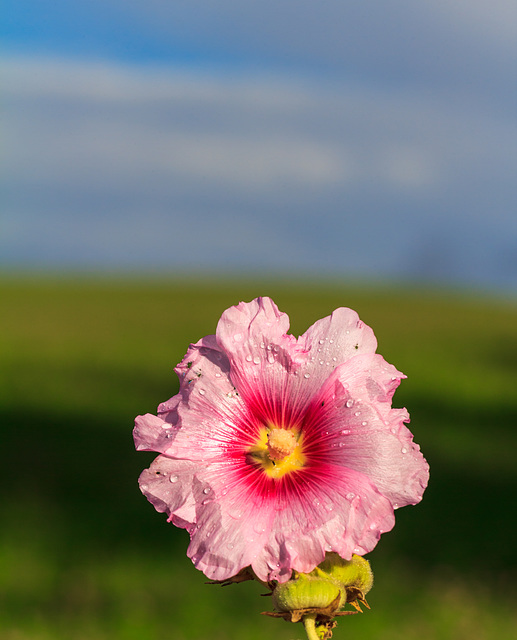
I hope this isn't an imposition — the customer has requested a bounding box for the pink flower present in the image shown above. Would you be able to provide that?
[134,297,429,583]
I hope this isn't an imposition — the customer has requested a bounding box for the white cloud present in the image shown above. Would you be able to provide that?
[2,54,516,289]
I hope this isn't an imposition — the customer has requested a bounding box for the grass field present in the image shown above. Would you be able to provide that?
[1,275,516,639]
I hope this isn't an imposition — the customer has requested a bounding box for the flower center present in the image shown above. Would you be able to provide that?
[267,428,297,461]
[248,426,306,479]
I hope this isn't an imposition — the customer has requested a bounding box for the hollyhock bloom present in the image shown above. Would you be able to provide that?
[134,298,428,583]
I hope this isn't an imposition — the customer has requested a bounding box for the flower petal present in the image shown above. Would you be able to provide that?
[305,352,429,508]
[298,307,377,389]
[138,455,198,530]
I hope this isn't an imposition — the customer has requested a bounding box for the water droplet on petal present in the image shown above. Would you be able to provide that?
[215,372,221,378]
[203,487,210,494]
[304,373,310,379]
[245,354,253,362]
[268,355,275,364]
[199,389,206,395]
[346,399,354,408]
[401,447,408,454]
[253,356,260,365]
[169,475,178,483]
[346,492,355,500]
[341,429,350,435]
[354,411,361,417]
[227,542,234,550]
[319,339,325,345]
[361,421,367,426]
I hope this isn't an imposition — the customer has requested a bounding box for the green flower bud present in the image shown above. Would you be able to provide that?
[317,553,373,596]
[272,573,345,614]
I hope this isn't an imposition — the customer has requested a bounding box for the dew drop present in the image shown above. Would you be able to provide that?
[273,345,279,352]
[346,492,355,500]
[215,372,221,378]
[401,447,408,454]
[319,339,325,345]
[341,429,350,435]
[268,355,275,364]
[313,498,321,507]
[253,356,260,365]
[199,389,206,395]
[346,330,350,335]
[361,421,367,426]
[227,542,234,550]
[260,342,265,348]
[329,339,334,344]
[345,399,354,408]
[203,487,210,494]
[354,411,361,417]
[169,475,178,484]
[253,522,266,534]
[304,373,310,379]
[245,354,253,362]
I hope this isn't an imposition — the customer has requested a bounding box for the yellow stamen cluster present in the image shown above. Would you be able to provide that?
[267,428,297,460]
[248,426,306,479]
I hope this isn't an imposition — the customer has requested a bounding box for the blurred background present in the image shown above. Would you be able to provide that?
[1,2,517,639]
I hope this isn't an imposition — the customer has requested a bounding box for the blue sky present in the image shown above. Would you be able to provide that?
[3,1,517,291]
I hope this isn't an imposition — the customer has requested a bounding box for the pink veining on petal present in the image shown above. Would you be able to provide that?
[134,297,429,583]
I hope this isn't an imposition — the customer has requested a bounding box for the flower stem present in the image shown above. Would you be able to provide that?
[302,614,320,640]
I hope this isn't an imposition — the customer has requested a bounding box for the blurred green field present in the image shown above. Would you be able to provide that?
[1,275,516,640]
